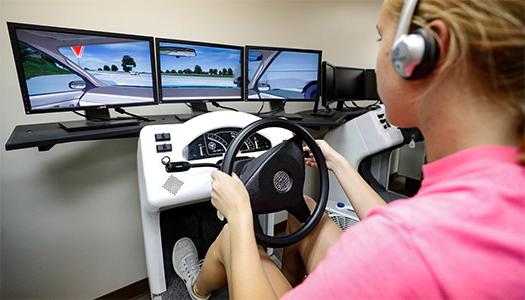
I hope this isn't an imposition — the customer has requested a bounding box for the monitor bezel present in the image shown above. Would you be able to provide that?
[7,22,159,115]
[244,45,322,102]
[321,61,336,107]
[155,38,245,103]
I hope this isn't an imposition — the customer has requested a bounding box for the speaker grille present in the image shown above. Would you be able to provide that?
[163,175,184,196]
[326,212,359,231]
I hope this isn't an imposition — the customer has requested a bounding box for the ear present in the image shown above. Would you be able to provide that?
[428,19,450,70]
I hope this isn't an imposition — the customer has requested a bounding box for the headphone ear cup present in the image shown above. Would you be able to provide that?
[410,28,440,79]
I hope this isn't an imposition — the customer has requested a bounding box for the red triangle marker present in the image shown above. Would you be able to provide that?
[71,46,85,58]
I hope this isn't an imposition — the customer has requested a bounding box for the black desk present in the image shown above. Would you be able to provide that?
[5,109,369,152]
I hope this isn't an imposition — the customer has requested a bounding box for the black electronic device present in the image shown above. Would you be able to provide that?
[157,38,244,116]
[312,61,336,117]
[245,45,321,119]
[333,66,365,111]
[334,66,365,101]
[364,69,380,100]
[7,22,158,131]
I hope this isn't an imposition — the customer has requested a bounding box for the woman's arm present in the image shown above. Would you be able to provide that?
[305,140,387,219]
[331,157,387,219]
[211,171,278,300]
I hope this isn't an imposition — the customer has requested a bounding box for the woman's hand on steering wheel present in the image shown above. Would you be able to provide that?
[304,140,345,171]
[211,170,252,222]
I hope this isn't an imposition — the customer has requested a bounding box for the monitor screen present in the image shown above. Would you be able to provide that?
[7,23,157,114]
[321,62,336,107]
[334,67,365,100]
[246,46,321,101]
[364,69,380,100]
[157,39,243,102]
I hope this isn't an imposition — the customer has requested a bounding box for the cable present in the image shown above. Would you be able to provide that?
[255,101,265,115]
[350,100,362,108]
[114,107,153,122]
[211,101,239,112]
[258,100,286,116]
[343,100,380,110]
[367,100,381,109]
[341,101,360,111]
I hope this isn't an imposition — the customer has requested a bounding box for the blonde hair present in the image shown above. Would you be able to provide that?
[385,0,525,164]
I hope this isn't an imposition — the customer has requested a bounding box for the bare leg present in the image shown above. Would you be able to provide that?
[282,195,343,285]
[194,224,292,298]
[192,228,228,296]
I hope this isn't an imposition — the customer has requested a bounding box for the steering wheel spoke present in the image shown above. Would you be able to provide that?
[287,198,311,223]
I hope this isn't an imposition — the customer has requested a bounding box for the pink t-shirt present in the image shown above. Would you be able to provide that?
[282,146,525,299]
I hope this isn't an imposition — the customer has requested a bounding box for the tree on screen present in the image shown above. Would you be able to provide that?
[111,64,118,72]
[103,65,110,71]
[194,65,203,74]
[121,55,136,72]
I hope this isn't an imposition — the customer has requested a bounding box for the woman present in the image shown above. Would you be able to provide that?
[173,0,525,298]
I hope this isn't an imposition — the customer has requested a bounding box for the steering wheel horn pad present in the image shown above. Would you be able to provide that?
[239,136,305,215]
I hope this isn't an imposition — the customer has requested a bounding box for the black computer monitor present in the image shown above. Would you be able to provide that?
[245,46,322,102]
[157,39,244,104]
[7,22,158,118]
[321,61,336,108]
[364,69,380,100]
[334,66,365,101]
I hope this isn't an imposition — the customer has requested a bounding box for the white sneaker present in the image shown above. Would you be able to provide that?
[172,237,210,300]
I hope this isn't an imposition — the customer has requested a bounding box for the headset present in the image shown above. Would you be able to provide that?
[391,0,440,79]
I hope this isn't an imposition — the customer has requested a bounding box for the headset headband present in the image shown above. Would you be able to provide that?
[394,0,419,42]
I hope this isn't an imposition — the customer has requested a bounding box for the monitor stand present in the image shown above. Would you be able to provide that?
[311,100,336,118]
[59,108,140,132]
[264,100,303,120]
[175,103,209,122]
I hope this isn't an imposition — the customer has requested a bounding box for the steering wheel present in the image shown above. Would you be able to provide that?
[221,118,329,248]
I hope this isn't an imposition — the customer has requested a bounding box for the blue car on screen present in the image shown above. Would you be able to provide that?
[247,49,319,100]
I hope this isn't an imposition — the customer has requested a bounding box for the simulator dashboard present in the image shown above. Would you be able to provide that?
[184,127,272,160]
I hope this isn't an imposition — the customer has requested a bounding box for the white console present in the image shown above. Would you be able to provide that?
[324,105,404,212]
[137,111,291,297]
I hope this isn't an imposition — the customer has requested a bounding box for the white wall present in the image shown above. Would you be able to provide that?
[0,0,382,298]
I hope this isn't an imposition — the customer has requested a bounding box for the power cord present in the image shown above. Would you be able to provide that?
[211,101,239,112]
[255,101,265,115]
[114,107,153,122]
[258,100,286,116]
[343,100,381,110]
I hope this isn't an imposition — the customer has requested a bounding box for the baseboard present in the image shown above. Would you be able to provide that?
[96,278,149,299]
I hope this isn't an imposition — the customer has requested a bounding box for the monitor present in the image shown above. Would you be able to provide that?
[364,69,380,100]
[7,22,157,115]
[321,61,336,107]
[157,39,244,102]
[334,67,365,101]
[245,46,322,101]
